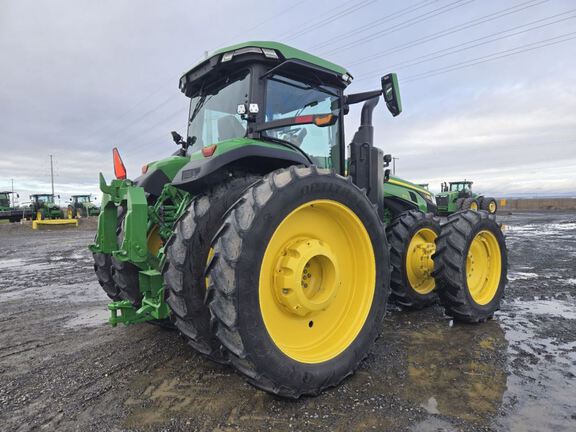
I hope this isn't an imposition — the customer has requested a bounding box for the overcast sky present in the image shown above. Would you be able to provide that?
[1,0,575,205]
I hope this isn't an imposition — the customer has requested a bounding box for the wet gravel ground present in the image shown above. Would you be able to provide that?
[0,212,575,432]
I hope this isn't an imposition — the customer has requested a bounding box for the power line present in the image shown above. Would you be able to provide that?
[281,0,377,42]
[311,0,441,51]
[348,0,548,68]
[85,1,314,146]
[353,9,576,82]
[402,31,576,83]
[320,0,475,56]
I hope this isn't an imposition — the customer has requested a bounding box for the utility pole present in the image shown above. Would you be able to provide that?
[50,155,55,196]
[11,179,14,207]
[392,157,400,175]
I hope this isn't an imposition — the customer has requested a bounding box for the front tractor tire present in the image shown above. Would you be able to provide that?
[163,175,259,361]
[433,210,507,323]
[206,166,390,398]
[387,210,440,309]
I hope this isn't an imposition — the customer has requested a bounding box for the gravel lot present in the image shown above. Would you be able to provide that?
[0,211,575,431]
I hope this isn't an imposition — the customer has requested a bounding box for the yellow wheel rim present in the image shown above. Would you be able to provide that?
[259,199,375,364]
[67,208,73,219]
[406,228,437,294]
[470,201,478,210]
[488,201,496,213]
[467,230,501,305]
[36,210,42,220]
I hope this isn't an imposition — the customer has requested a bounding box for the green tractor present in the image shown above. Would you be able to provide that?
[436,180,498,215]
[30,194,64,220]
[90,41,507,398]
[67,194,100,218]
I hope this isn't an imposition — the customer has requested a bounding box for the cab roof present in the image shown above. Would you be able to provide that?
[180,41,351,91]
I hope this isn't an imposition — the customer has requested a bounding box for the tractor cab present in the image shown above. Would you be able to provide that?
[176,42,351,176]
[71,195,92,204]
[449,181,473,194]
[30,194,56,206]
[69,194,100,217]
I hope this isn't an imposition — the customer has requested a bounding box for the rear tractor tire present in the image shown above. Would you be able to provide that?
[93,252,121,301]
[163,175,259,361]
[387,210,440,309]
[207,166,390,397]
[433,210,507,323]
[481,197,498,214]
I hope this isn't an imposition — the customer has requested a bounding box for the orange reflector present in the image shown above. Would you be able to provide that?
[141,164,148,174]
[314,114,334,126]
[113,148,127,180]
[202,144,217,157]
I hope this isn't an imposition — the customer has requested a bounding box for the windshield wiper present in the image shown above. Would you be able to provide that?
[260,136,314,165]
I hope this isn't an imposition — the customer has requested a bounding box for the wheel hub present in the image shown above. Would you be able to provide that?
[410,243,435,283]
[274,238,340,317]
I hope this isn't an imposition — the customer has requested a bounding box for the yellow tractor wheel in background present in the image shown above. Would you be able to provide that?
[207,166,389,398]
[67,207,74,219]
[434,210,507,322]
[481,197,498,214]
[36,210,42,221]
[386,210,440,309]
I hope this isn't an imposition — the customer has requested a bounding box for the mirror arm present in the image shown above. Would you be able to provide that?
[343,90,382,106]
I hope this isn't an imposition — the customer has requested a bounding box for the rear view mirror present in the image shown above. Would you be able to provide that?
[381,73,402,117]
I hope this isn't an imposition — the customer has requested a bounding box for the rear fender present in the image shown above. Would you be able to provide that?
[171,142,308,193]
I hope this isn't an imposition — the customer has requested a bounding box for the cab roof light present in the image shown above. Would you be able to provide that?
[112,147,127,180]
[221,47,265,63]
[262,48,279,59]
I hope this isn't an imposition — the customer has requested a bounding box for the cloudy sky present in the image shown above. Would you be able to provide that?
[1,0,575,205]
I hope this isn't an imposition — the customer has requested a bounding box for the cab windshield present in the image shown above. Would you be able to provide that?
[450,183,470,192]
[264,75,340,169]
[34,195,54,203]
[75,196,90,203]
[187,71,250,153]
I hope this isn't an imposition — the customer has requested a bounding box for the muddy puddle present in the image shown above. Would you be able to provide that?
[122,296,576,431]
[1,212,575,431]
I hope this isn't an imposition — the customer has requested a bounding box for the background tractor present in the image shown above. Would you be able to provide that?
[436,180,498,215]
[0,191,33,222]
[90,41,507,398]
[30,194,64,220]
[68,194,100,218]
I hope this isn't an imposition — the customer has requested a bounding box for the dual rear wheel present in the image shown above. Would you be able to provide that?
[165,166,390,397]
[387,209,507,323]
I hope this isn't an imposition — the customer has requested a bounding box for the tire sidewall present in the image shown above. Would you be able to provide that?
[235,174,389,390]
